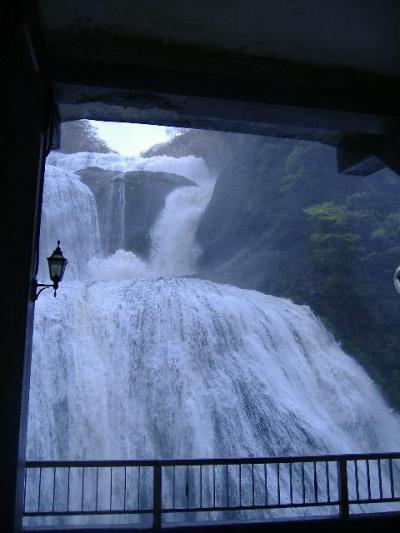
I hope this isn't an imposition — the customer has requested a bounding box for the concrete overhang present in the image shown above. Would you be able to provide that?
[38,0,400,174]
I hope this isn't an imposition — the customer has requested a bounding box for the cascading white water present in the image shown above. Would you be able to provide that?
[30,149,400,459]
[29,276,400,461]
[46,152,211,183]
[27,148,400,525]
[104,173,126,253]
[40,151,214,281]
[38,165,100,281]
[149,185,214,277]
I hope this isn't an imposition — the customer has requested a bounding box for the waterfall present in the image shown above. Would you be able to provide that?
[46,152,211,183]
[29,276,400,462]
[38,165,100,281]
[27,147,400,525]
[42,151,213,278]
[149,186,214,277]
[104,173,126,254]
[30,149,400,459]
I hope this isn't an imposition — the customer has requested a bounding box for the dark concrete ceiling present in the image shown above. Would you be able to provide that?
[40,0,400,77]
[36,0,400,174]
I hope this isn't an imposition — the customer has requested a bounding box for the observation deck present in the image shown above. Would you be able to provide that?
[23,452,400,532]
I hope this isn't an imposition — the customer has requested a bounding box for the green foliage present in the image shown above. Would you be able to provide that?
[371,212,400,240]
[154,130,400,411]
[283,147,400,411]
[305,202,351,226]
[310,232,360,244]
[303,190,400,410]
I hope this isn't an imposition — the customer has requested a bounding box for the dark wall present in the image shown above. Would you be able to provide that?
[0,71,47,532]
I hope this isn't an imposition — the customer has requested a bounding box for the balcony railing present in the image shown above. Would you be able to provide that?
[23,452,400,529]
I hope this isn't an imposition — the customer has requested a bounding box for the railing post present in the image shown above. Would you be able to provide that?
[153,465,162,530]
[337,459,349,519]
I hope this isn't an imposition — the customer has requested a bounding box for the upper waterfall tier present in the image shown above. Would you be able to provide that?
[28,277,400,461]
[38,165,100,280]
[39,152,214,281]
[46,152,212,185]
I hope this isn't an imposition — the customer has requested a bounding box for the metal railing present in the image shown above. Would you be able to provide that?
[23,452,400,529]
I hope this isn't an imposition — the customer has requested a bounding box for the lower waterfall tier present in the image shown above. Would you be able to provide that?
[28,277,400,461]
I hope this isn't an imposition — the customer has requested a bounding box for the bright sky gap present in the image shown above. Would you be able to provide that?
[92,121,172,156]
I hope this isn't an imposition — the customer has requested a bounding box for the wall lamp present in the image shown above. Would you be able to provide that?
[32,241,68,301]
[395,266,400,296]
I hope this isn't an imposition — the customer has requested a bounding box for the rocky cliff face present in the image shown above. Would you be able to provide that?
[146,129,400,409]
[78,167,196,258]
[146,130,327,293]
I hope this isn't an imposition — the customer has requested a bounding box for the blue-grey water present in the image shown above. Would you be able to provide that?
[26,151,400,525]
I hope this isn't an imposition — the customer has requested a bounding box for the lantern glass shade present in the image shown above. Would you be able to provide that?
[47,242,68,285]
[395,266,400,296]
